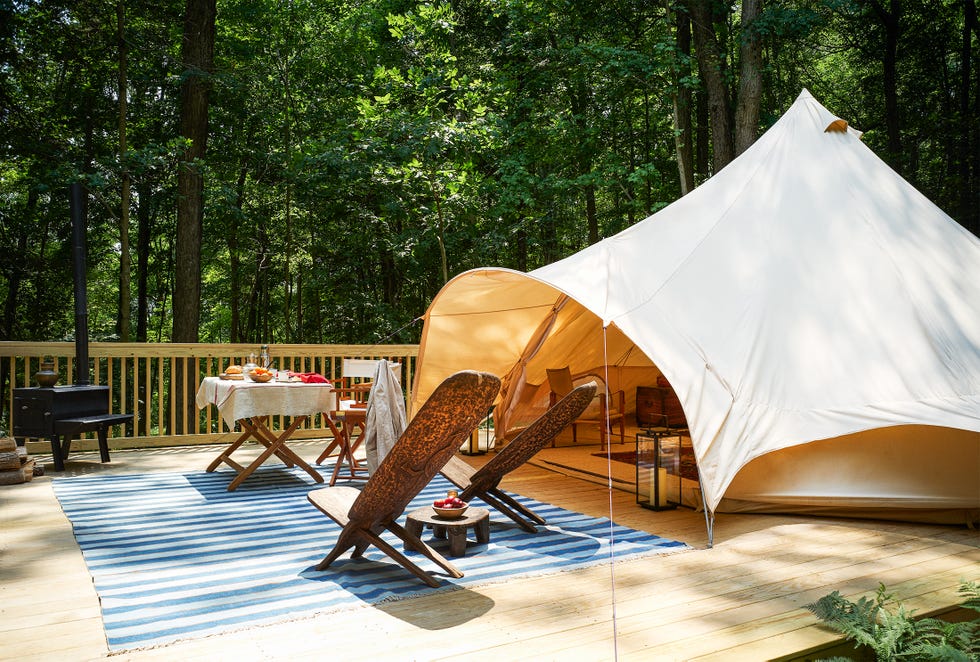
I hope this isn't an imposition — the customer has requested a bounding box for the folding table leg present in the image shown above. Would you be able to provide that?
[246,418,297,468]
[226,416,323,491]
[206,429,253,472]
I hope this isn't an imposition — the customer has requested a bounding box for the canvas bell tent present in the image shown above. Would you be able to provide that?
[411,90,980,539]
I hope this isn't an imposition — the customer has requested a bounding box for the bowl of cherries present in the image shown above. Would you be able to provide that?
[432,491,468,518]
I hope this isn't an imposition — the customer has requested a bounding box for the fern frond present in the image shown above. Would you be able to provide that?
[957,581,980,614]
[808,581,980,662]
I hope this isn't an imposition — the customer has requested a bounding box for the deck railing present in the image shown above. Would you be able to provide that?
[1,342,419,452]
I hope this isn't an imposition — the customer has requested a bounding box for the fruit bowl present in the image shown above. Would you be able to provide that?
[246,369,273,383]
[432,503,469,518]
[433,492,468,518]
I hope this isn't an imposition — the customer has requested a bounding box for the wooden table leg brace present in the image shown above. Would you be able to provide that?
[206,415,324,491]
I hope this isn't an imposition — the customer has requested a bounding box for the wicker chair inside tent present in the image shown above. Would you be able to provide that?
[546,367,625,450]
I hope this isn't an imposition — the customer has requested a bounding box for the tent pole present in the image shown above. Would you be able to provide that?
[699,482,714,548]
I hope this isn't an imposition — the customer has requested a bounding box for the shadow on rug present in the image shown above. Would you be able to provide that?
[53,466,689,651]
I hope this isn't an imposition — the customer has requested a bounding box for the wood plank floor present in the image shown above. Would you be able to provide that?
[1,439,977,662]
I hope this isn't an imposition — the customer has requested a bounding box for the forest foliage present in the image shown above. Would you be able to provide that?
[2,0,978,346]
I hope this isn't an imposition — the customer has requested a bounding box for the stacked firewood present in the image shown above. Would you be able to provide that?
[0,436,36,485]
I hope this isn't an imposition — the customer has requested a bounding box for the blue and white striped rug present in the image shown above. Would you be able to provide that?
[53,466,689,651]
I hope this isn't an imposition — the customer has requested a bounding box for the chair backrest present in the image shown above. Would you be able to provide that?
[342,358,381,379]
[348,371,501,527]
[546,367,575,398]
[636,385,687,429]
[467,381,597,493]
[335,359,402,408]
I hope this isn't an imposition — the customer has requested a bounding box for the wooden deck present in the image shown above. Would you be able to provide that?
[1,439,977,661]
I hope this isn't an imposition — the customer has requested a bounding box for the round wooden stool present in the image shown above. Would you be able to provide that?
[405,506,490,557]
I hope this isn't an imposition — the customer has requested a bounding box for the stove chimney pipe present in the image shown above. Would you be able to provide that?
[70,182,91,386]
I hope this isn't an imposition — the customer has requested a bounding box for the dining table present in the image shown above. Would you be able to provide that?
[195,375,335,491]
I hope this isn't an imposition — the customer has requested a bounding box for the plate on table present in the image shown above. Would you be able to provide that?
[219,373,244,380]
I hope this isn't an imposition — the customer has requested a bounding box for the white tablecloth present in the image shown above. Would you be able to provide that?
[195,377,335,428]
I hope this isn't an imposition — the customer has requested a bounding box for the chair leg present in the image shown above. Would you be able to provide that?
[386,520,463,581]
[316,544,351,571]
[316,417,345,464]
[316,528,357,570]
[480,490,540,532]
[488,488,546,525]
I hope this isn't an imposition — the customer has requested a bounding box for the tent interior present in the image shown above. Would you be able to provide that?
[426,291,980,528]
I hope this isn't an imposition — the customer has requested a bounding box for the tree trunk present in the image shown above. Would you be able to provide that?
[870,0,902,174]
[961,0,979,234]
[570,77,599,244]
[229,163,247,342]
[279,40,294,343]
[173,0,216,344]
[695,88,709,178]
[428,172,450,284]
[735,0,764,156]
[172,0,215,434]
[295,268,303,343]
[135,180,151,434]
[670,5,695,195]
[688,0,735,173]
[135,179,151,342]
[516,219,528,272]
[0,224,25,424]
[116,1,131,342]
[2,190,32,342]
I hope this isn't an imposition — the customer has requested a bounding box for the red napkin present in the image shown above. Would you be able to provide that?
[289,372,329,384]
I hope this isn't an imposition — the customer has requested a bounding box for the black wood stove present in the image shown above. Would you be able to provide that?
[12,184,132,471]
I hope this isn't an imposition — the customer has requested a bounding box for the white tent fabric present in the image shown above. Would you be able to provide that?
[363,360,408,474]
[412,90,980,523]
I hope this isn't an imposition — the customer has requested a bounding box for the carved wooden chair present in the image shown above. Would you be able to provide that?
[307,370,500,587]
[440,381,596,532]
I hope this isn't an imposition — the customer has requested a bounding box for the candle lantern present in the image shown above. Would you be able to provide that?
[635,431,681,510]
